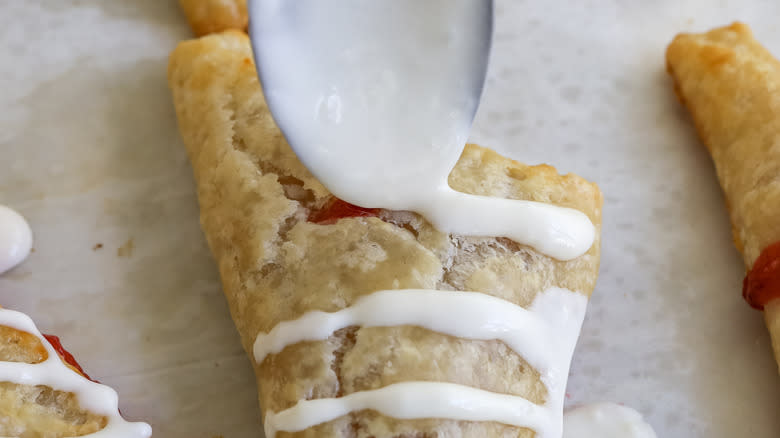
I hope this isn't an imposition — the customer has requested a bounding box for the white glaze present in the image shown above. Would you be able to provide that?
[0,205,33,275]
[250,0,595,261]
[0,308,151,437]
[259,288,588,438]
[563,403,657,438]
[265,381,547,437]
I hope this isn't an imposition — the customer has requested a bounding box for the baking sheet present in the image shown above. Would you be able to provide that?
[1,1,779,436]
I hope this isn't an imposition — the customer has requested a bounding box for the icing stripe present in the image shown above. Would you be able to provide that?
[254,288,587,437]
[0,309,151,438]
[254,289,570,370]
[264,381,547,437]
[421,186,595,261]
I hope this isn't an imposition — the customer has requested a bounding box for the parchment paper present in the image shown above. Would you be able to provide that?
[1,1,779,437]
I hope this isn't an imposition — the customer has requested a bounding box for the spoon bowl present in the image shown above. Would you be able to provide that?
[248,0,493,208]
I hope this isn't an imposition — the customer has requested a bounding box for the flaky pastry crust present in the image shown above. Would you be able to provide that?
[168,31,603,437]
[667,22,780,370]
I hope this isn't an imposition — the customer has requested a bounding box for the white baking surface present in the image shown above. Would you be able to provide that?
[1,0,779,436]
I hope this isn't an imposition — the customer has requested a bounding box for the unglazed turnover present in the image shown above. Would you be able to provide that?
[667,22,780,371]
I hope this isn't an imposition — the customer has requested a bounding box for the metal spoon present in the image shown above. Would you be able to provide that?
[247,0,595,262]
[247,0,493,208]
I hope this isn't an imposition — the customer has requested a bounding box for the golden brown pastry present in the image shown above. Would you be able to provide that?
[168,30,602,437]
[179,0,248,36]
[0,306,150,437]
[667,22,780,371]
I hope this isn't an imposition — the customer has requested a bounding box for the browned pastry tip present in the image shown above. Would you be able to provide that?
[179,0,248,36]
